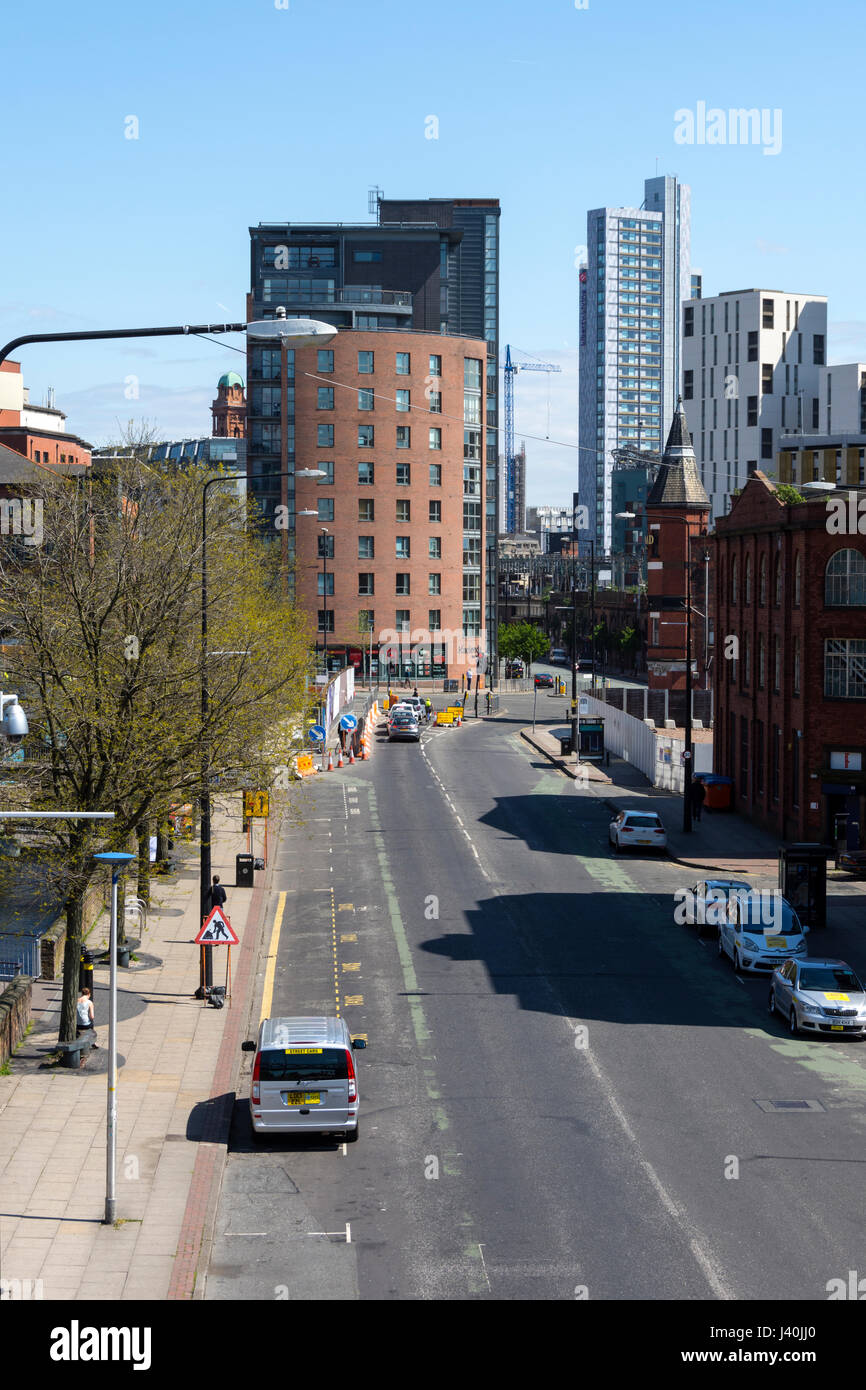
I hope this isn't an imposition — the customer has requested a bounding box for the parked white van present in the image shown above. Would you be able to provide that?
[242,1016,366,1142]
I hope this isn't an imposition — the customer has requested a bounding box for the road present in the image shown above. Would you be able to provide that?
[204,692,866,1301]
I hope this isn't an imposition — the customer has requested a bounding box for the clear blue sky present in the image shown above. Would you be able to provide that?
[3,0,862,505]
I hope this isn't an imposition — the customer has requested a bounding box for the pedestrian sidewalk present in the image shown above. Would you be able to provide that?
[0,807,266,1301]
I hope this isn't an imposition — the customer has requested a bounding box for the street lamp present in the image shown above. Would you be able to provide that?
[93,849,135,1225]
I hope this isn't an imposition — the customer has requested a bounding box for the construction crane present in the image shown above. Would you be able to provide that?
[502,345,562,534]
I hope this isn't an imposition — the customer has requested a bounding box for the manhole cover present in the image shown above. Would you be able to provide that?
[753,1098,826,1113]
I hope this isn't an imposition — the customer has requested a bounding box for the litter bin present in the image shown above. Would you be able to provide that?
[236,853,255,888]
[79,948,97,992]
[559,736,573,756]
[701,775,733,811]
[779,843,828,929]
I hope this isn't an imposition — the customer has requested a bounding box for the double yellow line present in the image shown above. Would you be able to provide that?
[259,891,286,1023]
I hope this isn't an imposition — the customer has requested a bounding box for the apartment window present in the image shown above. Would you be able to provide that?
[358,351,374,374]
[774,556,782,606]
[757,634,765,688]
[358,388,374,411]
[825,639,866,698]
[791,731,800,809]
[463,573,481,602]
[317,573,334,597]
[316,460,335,485]
[684,305,694,337]
[396,352,410,376]
[317,424,334,448]
[358,573,374,596]
[396,500,411,522]
[317,610,334,633]
[463,500,481,530]
[813,334,825,366]
[464,359,482,390]
[812,398,820,430]
[761,364,774,394]
[428,500,442,523]
[794,553,801,606]
[464,428,481,460]
[358,425,374,447]
[759,556,767,605]
[825,549,866,606]
[762,298,774,328]
[358,460,374,485]
[396,573,410,596]
[771,725,780,801]
[743,633,751,685]
[430,354,442,376]
[755,720,765,798]
[317,533,334,558]
[793,636,800,695]
[396,536,410,559]
[429,427,442,450]
[396,426,410,448]
[740,717,749,798]
[683,369,694,401]
[358,499,374,522]
[428,574,441,595]
[317,498,334,522]
[396,609,410,629]
[317,349,334,373]
[744,555,752,604]
[761,428,773,460]
[428,609,441,630]
[357,316,378,329]
[358,536,375,559]
[391,464,409,490]
[317,387,334,410]
[429,464,442,488]
[396,389,410,413]
[747,395,758,427]
[353,249,382,263]
[747,331,758,362]
[429,391,442,414]
[429,537,442,559]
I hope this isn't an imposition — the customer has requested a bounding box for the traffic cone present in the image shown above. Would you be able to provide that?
[327,749,334,771]
[337,746,344,768]
[349,746,355,764]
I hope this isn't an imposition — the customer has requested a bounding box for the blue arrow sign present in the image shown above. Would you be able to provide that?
[309,725,326,743]
[340,714,358,731]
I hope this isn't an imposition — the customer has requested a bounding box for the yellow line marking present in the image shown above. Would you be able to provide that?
[340,932,357,942]
[260,891,286,1023]
[344,994,364,1007]
[331,887,340,1016]
[337,903,354,910]
[342,962,361,972]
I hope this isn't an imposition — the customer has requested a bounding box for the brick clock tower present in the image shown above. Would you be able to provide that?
[645,399,710,716]
[211,371,246,438]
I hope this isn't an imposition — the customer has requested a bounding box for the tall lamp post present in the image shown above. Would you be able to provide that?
[93,849,135,1225]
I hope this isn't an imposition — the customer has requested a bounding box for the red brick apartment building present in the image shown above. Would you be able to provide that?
[0,360,91,469]
[289,328,486,679]
[711,472,866,846]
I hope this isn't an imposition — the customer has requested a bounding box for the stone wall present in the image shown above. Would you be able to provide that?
[0,974,31,1066]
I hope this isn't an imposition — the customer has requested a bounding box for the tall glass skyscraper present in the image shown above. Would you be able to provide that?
[578,175,690,553]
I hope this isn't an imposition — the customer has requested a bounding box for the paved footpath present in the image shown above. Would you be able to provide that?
[0,808,268,1302]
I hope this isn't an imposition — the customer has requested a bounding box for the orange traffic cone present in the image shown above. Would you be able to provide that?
[327,749,334,771]
[337,746,344,768]
[349,746,355,764]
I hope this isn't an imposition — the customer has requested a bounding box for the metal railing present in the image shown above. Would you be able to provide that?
[0,935,41,981]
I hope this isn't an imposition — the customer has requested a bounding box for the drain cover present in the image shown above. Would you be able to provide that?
[753,1098,826,1113]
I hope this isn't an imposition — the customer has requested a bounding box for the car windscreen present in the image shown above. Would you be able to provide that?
[259,1047,348,1082]
[799,969,862,993]
[738,898,800,932]
[625,815,662,828]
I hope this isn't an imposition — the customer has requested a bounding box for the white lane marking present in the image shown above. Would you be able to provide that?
[477,1242,492,1292]
[420,742,490,880]
[346,1222,352,1244]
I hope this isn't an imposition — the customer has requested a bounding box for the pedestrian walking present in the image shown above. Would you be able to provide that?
[76,986,98,1047]
[690,777,706,823]
[413,685,419,698]
[209,874,227,911]
[485,689,491,715]
[462,689,468,712]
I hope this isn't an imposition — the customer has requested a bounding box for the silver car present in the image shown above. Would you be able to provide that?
[680,878,752,936]
[243,1016,367,1140]
[718,892,808,973]
[768,958,866,1037]
[388,711,420,741]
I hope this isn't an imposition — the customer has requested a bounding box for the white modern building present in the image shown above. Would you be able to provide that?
[818,363,866,437]
[578,174,691,554]
[525,504,573,552]
[681,287,828,521]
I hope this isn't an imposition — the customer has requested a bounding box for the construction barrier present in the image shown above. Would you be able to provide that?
[436,711,455,726]
[295,753,317,778]
[446,706,464,725]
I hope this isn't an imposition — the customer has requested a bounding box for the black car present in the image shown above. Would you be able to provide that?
[534,673,555,689]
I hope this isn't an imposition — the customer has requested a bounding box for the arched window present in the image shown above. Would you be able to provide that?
[774,556,782,606]
[774,635,781,691]
[794,553,801,607]
[743,632,751,686]
[731,557,738,605]
[793,637,800,695]
[744,555,752,604]
[759,556,767,605]
[758,634,765,688]
[825,549,866,606]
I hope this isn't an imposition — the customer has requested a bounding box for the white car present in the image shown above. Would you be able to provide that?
[718,893,809,974]
[680,878,752,936]
[609,810,667,854]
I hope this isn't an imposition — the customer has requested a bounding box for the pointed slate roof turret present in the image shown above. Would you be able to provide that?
[646,397,710,509]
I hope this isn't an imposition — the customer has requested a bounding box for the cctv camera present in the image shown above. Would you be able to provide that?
[2,700,28,743]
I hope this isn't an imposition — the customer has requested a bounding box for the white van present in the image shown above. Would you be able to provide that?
[242,1016,366,1142]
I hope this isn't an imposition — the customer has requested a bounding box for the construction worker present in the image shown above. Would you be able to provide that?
[424,696,432,723]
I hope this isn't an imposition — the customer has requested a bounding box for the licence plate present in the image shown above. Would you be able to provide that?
[830,1025,844,1032]
[282,1091,321,1106]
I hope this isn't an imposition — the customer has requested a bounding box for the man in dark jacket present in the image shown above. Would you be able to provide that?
[689,778,706,823]
[209,874,227,910]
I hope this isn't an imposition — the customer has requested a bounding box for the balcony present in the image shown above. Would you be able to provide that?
[260,285,412,312]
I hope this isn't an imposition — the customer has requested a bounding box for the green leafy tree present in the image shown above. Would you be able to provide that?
[774,483,806,505]
[497,621,549,671]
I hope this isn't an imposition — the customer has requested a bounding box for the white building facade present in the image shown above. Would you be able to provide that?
[578,175,691,554]
[681,287,827,521]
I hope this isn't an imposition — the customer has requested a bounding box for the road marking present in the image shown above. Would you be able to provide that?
[342,962,361,972]
[259,891,286,1023]
[330,888,340,1016]
[338,903,354,911]
[477,1243,492,1292]
[341,932,357,942]
[344,994,364,1006]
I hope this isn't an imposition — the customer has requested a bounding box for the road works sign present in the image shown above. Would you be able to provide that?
[243,790,269,819]
[195,907,239,945]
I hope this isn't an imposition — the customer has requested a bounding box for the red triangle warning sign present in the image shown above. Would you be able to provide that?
[195,906,239,945]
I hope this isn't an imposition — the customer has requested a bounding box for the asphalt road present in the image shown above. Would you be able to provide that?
[204,693,866,1301]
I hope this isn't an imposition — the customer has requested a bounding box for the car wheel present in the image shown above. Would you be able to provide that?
[717,932,725,957]
[733,949,742,974]
[789,1007,799,1036]
[767,989,776,1016]
[345,1122,360,1145]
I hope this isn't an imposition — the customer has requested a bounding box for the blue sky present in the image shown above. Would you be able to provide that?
[3,0,863,505]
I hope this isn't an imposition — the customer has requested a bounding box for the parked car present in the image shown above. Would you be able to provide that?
[835,850,866,876]
[505,659,525,677]
[609,810,667,853]
[577,658,594,673]
[768,958,866,1037]
[534,673,555,689]
[242,1015,367,1141]
[550,648,568,666]
[388,710,420,742]
[679,878,752,936]
[718,893,808,973]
